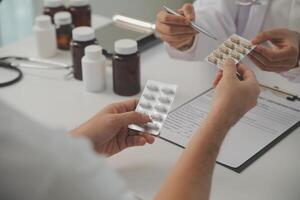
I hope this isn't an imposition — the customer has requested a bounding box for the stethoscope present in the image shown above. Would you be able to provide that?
[236,0,267,6]
[0,56,72,87]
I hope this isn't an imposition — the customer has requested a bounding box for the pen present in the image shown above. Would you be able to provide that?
[163,5,218,41]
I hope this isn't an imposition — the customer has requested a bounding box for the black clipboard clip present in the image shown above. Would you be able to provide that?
[259,84,300,102]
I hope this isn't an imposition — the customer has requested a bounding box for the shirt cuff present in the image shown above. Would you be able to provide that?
[280,63,300,83]
[165,34,199,61]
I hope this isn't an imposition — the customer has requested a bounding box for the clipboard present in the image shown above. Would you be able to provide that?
[159,85,300,173]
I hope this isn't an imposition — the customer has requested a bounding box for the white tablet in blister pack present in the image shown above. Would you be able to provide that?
[128,80,178,136]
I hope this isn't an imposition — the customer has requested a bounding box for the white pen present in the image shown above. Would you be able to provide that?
[163,5,218,41]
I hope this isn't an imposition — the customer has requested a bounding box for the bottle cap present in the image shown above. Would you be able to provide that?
[114,39,138,55]
[44,0,64,8]
[85,45,103,60]
[35,15,52,28]
[54,11,72,25]
[72,27,95,42]
[69,0,89,7]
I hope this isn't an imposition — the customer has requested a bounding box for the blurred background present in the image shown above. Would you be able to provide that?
[0,0,192,46]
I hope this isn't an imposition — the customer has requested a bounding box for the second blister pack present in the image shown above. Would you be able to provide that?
[205,34,256,69]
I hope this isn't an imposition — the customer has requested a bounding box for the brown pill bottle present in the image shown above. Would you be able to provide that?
[69,0,91,27]
[113,39,141,96]
[54,12,73,50]
[71,27,97,80]
[43,0,66,23]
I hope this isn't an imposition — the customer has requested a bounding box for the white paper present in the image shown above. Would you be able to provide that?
[161,89,300,169]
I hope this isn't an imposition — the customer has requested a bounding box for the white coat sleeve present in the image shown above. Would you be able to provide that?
[0,101,138,200]
[166,0,239,61]
[280,65,300,83]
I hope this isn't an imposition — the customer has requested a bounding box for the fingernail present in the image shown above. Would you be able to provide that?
[142,114,151,121]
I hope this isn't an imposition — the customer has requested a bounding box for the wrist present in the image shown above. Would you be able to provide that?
[208,105,239,129]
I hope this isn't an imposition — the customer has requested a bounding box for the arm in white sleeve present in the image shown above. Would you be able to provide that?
[166,0,238,61]
[0,101,137,200]
[280,65,300,83]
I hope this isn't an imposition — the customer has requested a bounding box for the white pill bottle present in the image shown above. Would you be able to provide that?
[82,45,106,92]
[33,15,57,58]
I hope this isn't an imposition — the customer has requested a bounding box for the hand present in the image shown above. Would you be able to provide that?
[211,59,260,127]
[71,99,155,156]
[249,28,300,73]
[156,3,197,50]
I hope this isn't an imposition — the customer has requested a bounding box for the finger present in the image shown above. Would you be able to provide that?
[249,53,293,72]
[237,63,257,82]
[156,23,196,35]
[213,70,223,87]
[116,111,151,126]
[181,3,195,21]
[222,58,237,79]
[251,28,286,45]
[157,10,189,25]
[126,135,147,147]
[254,45,296,61]
[141,134,156,144]
[250,51,294,68]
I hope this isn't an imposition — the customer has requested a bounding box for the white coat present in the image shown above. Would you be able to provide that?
[166,0,300,82]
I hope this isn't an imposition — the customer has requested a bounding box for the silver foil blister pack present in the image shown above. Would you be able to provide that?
[205,34,256,69]
[129,80,177,136]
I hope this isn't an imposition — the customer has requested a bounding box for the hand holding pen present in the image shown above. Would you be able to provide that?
[156,3,198,50]
[156,4,218,51]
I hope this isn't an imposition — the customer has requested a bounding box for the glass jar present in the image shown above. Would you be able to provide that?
[71,27,97,80]
[69,0,91,27]
[54,11,73,50]
[113,39,141,96]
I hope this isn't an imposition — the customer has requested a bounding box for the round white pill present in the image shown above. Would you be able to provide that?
[158,96,171,104]
[162,87,175,95]
[143,93,156,101]
[147,84,159,92]
[146,122,159,131]
[155,105,168,114]
[140,102,152,110]
[151,114,164,122]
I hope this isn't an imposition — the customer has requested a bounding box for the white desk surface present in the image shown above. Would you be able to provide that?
[0,15,300,200]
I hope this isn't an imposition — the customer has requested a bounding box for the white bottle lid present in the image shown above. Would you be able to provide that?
[114,39,138,55]
[54,11,72,25]
[72,27,95,42]
[85,45,103,60]
[44,0,64,8]
[35,15,52,28]
[69,0,90,7]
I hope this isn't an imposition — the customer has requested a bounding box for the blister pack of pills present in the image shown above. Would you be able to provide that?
[205,34,256,69]
[128,80,178,136]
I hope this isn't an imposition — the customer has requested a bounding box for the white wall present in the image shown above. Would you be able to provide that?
[0,0,192,45]
[33,0,192,21]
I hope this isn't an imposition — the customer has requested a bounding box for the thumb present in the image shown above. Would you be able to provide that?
[252,29,282,45]
[222,58,237,79]
[115,111,150,126]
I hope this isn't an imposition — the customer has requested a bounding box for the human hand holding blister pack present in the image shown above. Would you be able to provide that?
[249,28,300,73]
[129,80,178,136]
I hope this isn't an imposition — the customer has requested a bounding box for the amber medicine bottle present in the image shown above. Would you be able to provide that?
[69,0,91,27]
[43,0,66,23]
[113,39,141,96]
[54,11,73,50]
[71,27,97,80]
